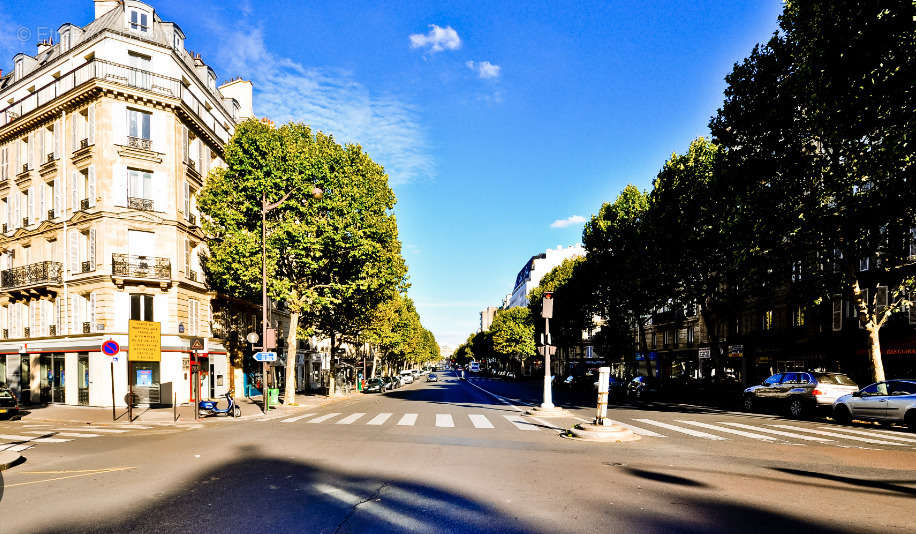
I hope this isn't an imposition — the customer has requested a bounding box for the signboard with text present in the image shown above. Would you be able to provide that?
[128,320,161,361]
[698,347,711,359]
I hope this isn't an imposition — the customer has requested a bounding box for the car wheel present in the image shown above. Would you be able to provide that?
[833,404,851,425]
[787,397,806,419]
[906,410,916,433]
[743,395,755,412]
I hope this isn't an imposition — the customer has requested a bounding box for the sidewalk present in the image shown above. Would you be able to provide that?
[11,392,343,426]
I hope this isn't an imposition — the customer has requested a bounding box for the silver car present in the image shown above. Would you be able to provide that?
[832,379,916,431]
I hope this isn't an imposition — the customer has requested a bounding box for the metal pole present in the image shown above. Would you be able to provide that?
[110,360,116,422]
[174,392,177,422]
[262,194,269,414]
[596,366,610,425]
[541,317,554,409]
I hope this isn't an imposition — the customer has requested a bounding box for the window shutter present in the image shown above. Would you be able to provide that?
[183,182,190,217]
[54,176,62,217]
[11,192,18,229]
[6,195,11,231]
[69,229,79,274]
[89,292,96,332]
[88,104,95,146]
[185,238,191,275]
[38,182,45,221]
[27,186,34,224]
[54,120,61,159]
[909,304,916,325]
[88,165,96,207]
[89,228,96,271]
[39,129,46,165]
[182,125,189,163]
[199,141,207,176]
[54,298,60,333]
[71,294,79,333]
[28,132,36,170]
[71,170,79,213]
[71,112,78,152]
[40,300,47,336]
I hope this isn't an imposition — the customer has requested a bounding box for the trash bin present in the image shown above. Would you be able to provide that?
[268,388,280,407]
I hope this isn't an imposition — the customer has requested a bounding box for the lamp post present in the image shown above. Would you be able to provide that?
[260,185,322,415]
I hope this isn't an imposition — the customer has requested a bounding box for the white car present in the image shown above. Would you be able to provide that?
[469,362,480,373]
[399,371,415,384]
[833,379,916,431]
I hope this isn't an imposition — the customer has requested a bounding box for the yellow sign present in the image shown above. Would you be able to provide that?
[128,320,161,362]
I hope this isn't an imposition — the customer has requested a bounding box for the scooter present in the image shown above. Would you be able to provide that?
[198,391,241,418]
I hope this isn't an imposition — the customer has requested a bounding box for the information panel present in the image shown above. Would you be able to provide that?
[128,320,161,362]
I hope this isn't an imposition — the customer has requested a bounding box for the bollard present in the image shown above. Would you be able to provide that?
[595,366,610,426]
[174,392,178,422]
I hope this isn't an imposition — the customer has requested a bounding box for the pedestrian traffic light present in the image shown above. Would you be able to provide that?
[541,292,554,319]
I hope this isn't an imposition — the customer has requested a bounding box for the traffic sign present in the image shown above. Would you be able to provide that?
[189,337,205,351]
[101,340,120,356]
[253,351,278,362]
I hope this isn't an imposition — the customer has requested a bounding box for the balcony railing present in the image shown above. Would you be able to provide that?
[0,58,231,144]
[79,138,89,150]
[1,261,64,290]
[22,217,28,227]
[46,153,55,164]
[83,322,91,334]
[21,163,29,174]
[1,329,7,339]
[2,223,6,233]
[47,209,55,220]
[23,327,30,338]
[128,197,154,211]
[49,324,57,336]
[188,213,197,226]
[127,136,152,150]
[81,260,92,274]
[112,253,170,280]
[80,198,90,210]
[188,270,198,282]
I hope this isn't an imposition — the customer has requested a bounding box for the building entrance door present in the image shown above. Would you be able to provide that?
[48,354,65,403]
[78,355,89,405]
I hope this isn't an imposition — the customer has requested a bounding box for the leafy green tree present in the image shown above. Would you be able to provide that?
[489,307,536,364]
[528,257,594,362]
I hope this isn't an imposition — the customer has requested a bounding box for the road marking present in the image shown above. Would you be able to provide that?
[463,379,527,411]
[111,425,152,429]
[53,428,128,433]
[528,416,565,431]
[0,434,40,441]
[676,420,781,441]
[504,415,540,431]
[818,426,916,443]
[307,413,341,424]
[313,483,427,531]
[5,467,135,488]
[581,418,666,437]
[23,431,99,438]
[336,413,366,425]
[397,413,418,426]
[0,434,70,443]
[868,427,916,438]
[768,425,912,446]
[366,413,392,425]
[435,414,454,428]
[280,413,315,423]
[468,414,494,429]
[720,423,834,442]
[634,419,727,440]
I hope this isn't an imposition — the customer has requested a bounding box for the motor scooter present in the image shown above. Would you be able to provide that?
[198,391,241,418]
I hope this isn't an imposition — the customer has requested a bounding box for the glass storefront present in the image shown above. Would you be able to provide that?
[78,355,89,405]
[129,361,161,405]
[40,354,65,404]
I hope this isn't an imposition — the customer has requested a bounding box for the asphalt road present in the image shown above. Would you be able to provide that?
[0,370,914,533]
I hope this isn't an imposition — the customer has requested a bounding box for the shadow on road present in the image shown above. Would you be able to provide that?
[771,467,916,497]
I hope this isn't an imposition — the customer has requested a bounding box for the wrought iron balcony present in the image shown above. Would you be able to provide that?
[21,163,29,173]
[2,223,6,233]
[81,260,92,274]
[49,324,57,336]
[1,329,7,339]
[80,198,89,210]
[127,136,152,150]
[22,217,28,227]
[0,261,63,290]
[188,159,197,171]
[112,253,170,280]
[188,213,197,226]
[188,270,198,282]
[47,153,55,163]
[23,327,30,338]
[128,197,155,211]
[80,138,89,150]
[83,322,91,334]
[47,209,55,220]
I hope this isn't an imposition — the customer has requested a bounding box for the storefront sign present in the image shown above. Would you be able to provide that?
[698,347,711,359]
[635,353,645,361]
[128,320,161,362]
[728,345,744,358]
[136,369,153,387]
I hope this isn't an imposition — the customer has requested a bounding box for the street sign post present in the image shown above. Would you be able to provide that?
[253,351,278,362]
[102,339,120,422]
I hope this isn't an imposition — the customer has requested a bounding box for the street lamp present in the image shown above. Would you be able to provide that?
[260,185,323,414]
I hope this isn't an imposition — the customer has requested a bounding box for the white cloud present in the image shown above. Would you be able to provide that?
[409,25,461,53]
[550,215,587,229]
[465,60,501,79]
[213,25,433,185]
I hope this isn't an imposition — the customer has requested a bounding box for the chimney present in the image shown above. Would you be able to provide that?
[94,0,120,19]
[37,38,53,55]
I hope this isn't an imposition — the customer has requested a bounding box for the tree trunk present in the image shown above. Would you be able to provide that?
[865,323,886,383]
[328,332,337,397]
[283,310,300,405]
[370,346,379,379]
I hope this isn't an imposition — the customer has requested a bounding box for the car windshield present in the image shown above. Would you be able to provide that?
[814,373,856,386]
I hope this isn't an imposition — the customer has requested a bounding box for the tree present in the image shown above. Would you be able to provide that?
[528,257,593,362]
[711,1,916,381]
[489,307,536,365]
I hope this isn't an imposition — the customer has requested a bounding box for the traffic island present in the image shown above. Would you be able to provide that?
[526,405,573,417]
[0,451,23,470]
[565,421,640,443]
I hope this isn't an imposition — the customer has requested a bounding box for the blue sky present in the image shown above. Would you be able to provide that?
[1,0,783,347]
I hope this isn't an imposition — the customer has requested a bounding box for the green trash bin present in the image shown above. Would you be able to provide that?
[267,388,280,409]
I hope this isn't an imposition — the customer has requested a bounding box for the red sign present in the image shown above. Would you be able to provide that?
[101,340,120,356]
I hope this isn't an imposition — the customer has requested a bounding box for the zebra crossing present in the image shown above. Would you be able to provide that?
[0,422,177,453]
[275,409,916,450]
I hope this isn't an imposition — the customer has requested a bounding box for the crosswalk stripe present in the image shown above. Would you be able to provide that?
[23,431,99,438]
[868,427,916,438]
[634,419,727,440]
[768,425,911,446]
[468,414,494,429]
[720,423,833,442]
[503,415,539,431]
[0,434,71,443]
[280,413,315,423]
[337,413,366,425]
[307,413,341,424]
[53,428,128,433]
[676,420,781,441]
[435,414,454,428]
[818,426,916,443]
[397,413,418,426]
[9,444,32,452]
[605,419,666,437]
[112,425,152,429]
[366,413,392,425]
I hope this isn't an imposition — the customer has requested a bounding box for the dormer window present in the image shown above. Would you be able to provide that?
[129,9,150,33]
[61,31,71,52]
[14,58,23,80]
[207,73,216,91]
[173,32,183,52]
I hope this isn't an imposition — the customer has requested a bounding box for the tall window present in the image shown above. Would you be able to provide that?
[1,145,7,179]
[687,326,695,345]
[762,310,774,331]
[61,31,70,52]
[129,10,149,32]
[127,109,151,140]
[19,137,29,171]
[188,299,199,335]
[793,306,806,328]
[130,294,154,321]
[128,168,153,203]
[14,58,23,80]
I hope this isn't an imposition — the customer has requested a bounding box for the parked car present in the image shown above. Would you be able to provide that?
[592,375,627,402]
[427,373,438,382]
[743,371,858,418]
[363,378,385,393]
[399,371,415,384]
[627,375,659,400]
[469,362,480,373]
[0,386,20,419]
[832,379,916,431]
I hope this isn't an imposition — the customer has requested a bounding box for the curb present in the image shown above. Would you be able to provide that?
[0,451,22,471]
